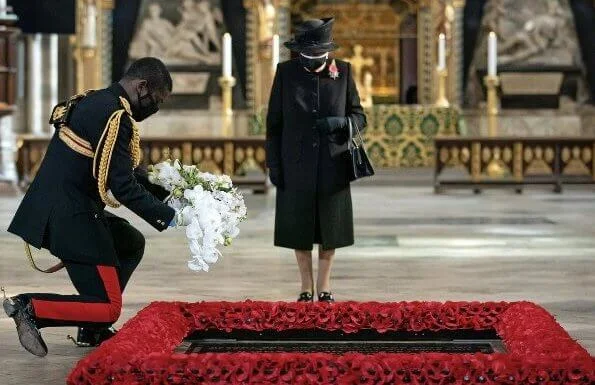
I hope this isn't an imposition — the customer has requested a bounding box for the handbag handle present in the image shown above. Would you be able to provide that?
[347,117,364,150]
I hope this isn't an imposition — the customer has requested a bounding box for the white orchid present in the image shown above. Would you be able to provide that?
[148,159,247,272]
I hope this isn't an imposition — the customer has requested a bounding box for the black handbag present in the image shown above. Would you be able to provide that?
[347,117,375,181]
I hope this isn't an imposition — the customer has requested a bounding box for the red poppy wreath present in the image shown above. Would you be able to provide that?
[68,301,594,385]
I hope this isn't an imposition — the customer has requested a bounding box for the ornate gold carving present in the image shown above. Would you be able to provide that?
[460,147,470,163]
[471,142,481,182]
[525,145,553,175]
[161,147,170,160]
[503,147,512,163]
[450,147,459,163]
[582,147,592,163]
[236,146,264,175]
[513,142,523,181]
[200,147,222,174]
[524,147,533,163]
[193,147,202,163]
[171,147,182,161]
[150,147,161,163]
[182,143,192,165]
[562,145,590,176]
[563,160,590,175]
[224,142,234,176]
[482,147,491,163]
[16,137,269,190]
[256,147,266,163]
[485,146,510,177]
[545,147,555,163]
[235,147,246,163]
[561,147,571,163]
[214,147,224,163]
[440,147,449,164]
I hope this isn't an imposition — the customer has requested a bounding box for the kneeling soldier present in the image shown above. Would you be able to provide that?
[4,57,178,356]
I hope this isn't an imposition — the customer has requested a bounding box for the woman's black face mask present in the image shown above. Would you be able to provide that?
[132,88,159,122]
[299,53,328,72]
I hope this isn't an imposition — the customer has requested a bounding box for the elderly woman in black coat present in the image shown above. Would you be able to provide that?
[266,18,367,302]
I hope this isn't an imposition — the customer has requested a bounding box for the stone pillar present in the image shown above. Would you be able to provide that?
[417,0,435,105]
[49,34,59,117]
[245,0,291,112]
[0,15,19,189]
[27,34,44,135]
[41,34,60,133]
[0,116,17,184]
[449,0,465,106]
[100,1,113,86]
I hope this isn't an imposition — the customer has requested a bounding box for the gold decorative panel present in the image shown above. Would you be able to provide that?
[365,105,462,167]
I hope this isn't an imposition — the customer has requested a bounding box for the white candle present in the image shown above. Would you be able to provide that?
[222,33,232,78]
[83,2,97,48]
[438,33,446,71]
[0,0,6,17]
[272,34,280,72]
[488,31,497,76]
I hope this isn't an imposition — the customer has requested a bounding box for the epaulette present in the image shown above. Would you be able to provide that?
[49,90,96,127]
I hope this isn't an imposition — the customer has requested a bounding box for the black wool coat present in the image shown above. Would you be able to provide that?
[8,84,175,266]
[266,58,366,250]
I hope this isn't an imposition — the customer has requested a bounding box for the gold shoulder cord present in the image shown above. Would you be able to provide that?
[93,96,141,208]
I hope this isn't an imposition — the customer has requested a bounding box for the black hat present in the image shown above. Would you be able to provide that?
[284,17,339,55]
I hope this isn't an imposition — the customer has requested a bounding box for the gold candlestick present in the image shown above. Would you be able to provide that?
[218,75,236,137]
[483,74,505,177]
[483,75,500,137]
[435,68,450,107]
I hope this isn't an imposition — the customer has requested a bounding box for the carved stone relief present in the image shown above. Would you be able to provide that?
[129,0,224,65]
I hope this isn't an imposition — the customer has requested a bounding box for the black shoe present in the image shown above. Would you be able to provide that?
[318,292,335,303]
[297,292,314,302]
[3,295,48,357]
[72,326,117,347]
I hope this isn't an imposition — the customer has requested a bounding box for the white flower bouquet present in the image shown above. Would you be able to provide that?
[148,160,247,272]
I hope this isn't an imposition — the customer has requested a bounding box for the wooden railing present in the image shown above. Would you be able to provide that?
[16,135,268,192]
[434,137,595,194]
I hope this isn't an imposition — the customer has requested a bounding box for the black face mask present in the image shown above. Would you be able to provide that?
[132,90,159,122]
[299,54,328,72]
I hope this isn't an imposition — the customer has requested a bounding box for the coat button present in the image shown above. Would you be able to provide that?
[313,109,318,113]
[94,213,98,219]
[313,142,318,148]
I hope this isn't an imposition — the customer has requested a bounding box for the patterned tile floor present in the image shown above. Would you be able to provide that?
[1,184,594,384]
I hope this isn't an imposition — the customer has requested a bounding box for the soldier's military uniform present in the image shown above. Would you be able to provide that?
[7,83,175,330]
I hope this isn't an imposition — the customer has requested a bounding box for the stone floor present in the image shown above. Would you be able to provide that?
[1,182,594,384]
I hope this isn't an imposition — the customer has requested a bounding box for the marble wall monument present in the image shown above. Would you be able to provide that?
[466,0,588,107]
[129,0,225,109]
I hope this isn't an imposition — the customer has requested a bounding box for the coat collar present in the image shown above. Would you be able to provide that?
[108,83,132,104]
